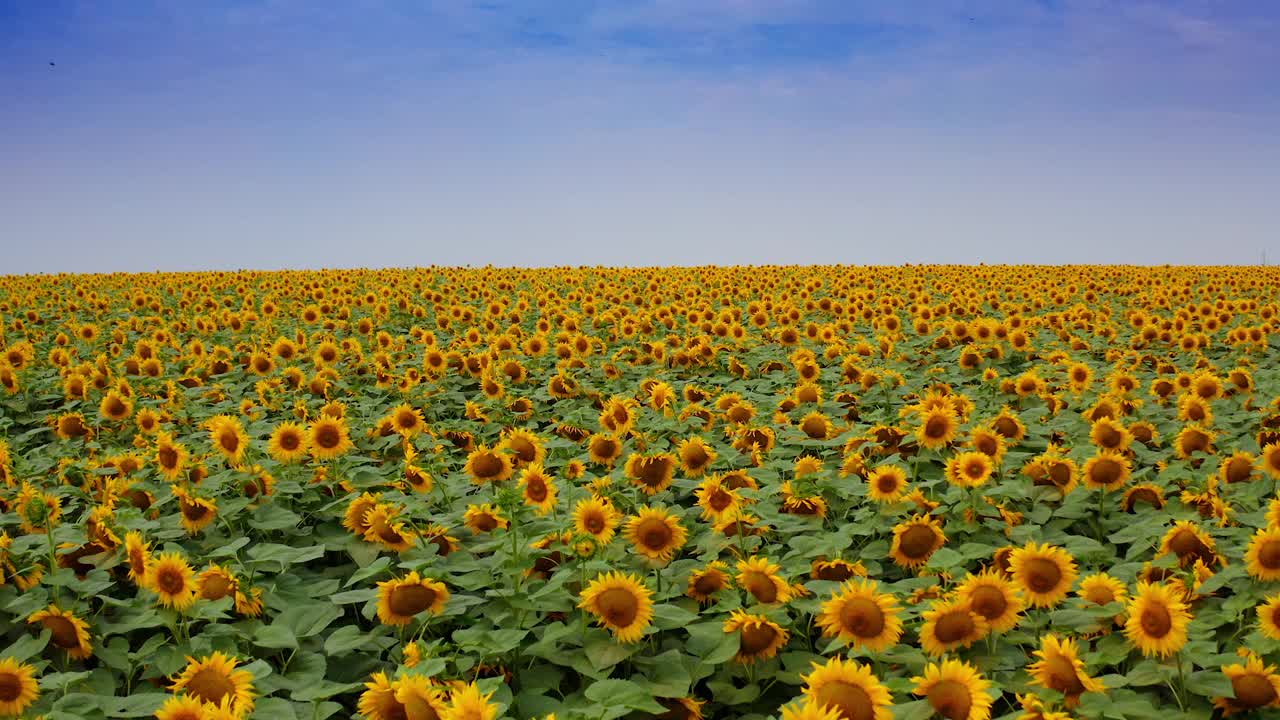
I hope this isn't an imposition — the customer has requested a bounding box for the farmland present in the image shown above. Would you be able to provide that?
[1,265,1280,719]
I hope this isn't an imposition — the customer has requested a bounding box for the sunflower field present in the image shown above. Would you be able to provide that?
[3,266,1280,720]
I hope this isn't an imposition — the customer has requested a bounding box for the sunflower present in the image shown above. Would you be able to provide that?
[1219,451,1256,484]
[624,452,678,495]
[343,492,382,536]
[695,474,742,519]
[723,609,789,664]
[54,411,91,440]
[1214,653,1280,716]
[308,416,354,460]
[154,432,190,481]
[1009,542,1077,608]
[518,464,558,514]
[1174,425,1215,459]
[919,597,989,656]
[1081,450,1131,492]
[1246,526,1280,581]
[392,674,449,718]
[28,605,93,659]
[388,403,425,437]
[363,504,418,553]
[916,406,959,450]
[377,571,450,626]
[912,659,994,720]
[677,436,717,477]
[206,415,248,464]
[1159,520,1217,568]
[500,428,546,467]
[174,487,217,535]
[579,571,654,643]
[991,408,1027,442]
[955,569,1025,633]
[1089,417,1132,452]
[816,579,902,651]
[587,433,624,465]
[573,497,619,546]
[464,444,514,484]
[1124,581,1191,658]
[736,556,792,605]
[801,656,894,720]
[1027,634,1104,707]
[967,427,1006,461]
[154,695,207,720]
[811,558,867,582]
[464,503,509,534]
[686,562,731,604]
[1121,483,1166,512]
[267,422,308,463]
[170,651,255,715]
[1263,442,1280,480]
[1258,594,1280,641]
[625,506,688,562]
[866,464,909,503]
[99,389,133,421]
[890,514,947,569]
[146,552,199,611]
[441,681,499,720]
[0,659,41,717]
[123,530,151,584]
[945,451,994,489]
[197,564,239,601]
[779,699,844,720]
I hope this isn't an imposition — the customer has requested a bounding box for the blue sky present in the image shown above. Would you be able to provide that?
[2,1,1278,272]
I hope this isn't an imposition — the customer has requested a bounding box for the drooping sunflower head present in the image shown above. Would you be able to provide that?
[1215,653,1280,716]
[1027,634,1105,707]
[736,555,792,605]
[1159,520,1217,568]
[27,604,94,659]
[376,571,450,626]
[723,609,789,664]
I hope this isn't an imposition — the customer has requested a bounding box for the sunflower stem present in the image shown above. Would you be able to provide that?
[1174,651,1187,710]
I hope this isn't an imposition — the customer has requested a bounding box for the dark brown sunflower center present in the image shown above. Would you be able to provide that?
[802,417,828,438]
[219,431,240,454]
[1140,605,1172,638]
[683,445,710,467]
[201,574,233,600]
[839,598,885,638]
[738,623,778,654]
[186,666,236,704]
[1044,655,1085,695]
[924,415,950,440]
[1084,586,1115,605]
[583,512,605,534]
[509,439,536,463]
[473,514,498,532]
[156,568,186,595]
[969,585,1008,620]
[315,424,341,449]
[525,478,548,502]
[1233,673,1278,708]
[44,616,81,649]
[877,475,900,494]
[0,673,22,701]
[1090,459,1121,486]
[741,572,778,603]
[1181,431,1209,454]
[595,587,639,627]
[816,681,875,720]
[1259,540,1280,570]
[1226,458,1252,483]
[279,432,301,451]
[1097,425,1122,447]
[816,563,855,582]
[472,453,504,478]
[636,458,672,487]
[182,502,209,521]
[1168,530,1206,558]
[159,446,179,469]
[708,488,733,511]
[693,574,723,596]
[639,521,672,551]
[899,526,937,559]
[964,460,986,479]
[927,679,972,720]
[389,584,436,617]
[934,610,975,644]
[1024,558,1063,593]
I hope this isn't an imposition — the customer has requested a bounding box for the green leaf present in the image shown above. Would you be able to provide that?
[2,630,49,662]
[252,623,298,650]
[584,679,666,713]
[1184,669,1234,698]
